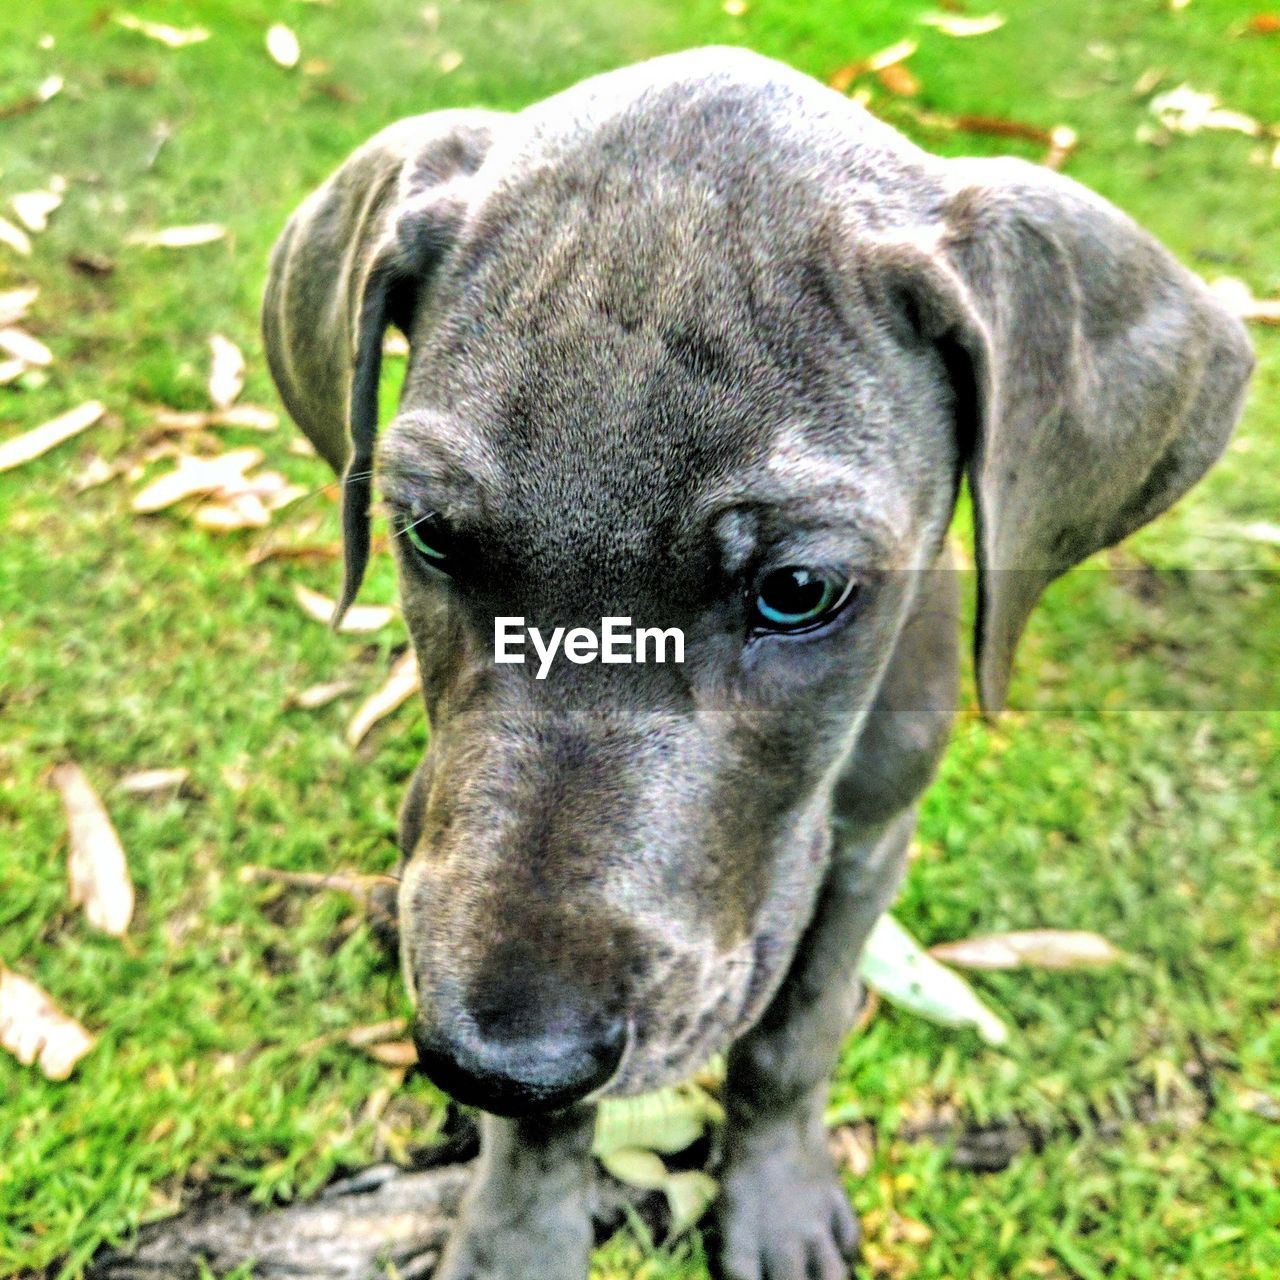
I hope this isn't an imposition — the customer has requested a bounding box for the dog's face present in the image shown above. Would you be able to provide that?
[263,49,1250,1118]
[381,178,963,1105]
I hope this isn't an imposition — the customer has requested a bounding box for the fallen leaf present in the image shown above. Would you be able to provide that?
[52,762,135,937]
[0,74,64,120]
[928,929,1124,970]
[119,767,190,795]
[11,187,63,234]
[1150,84,1262,136]
[131,447,263,512]
[194,492,271,530]
[1209,276,1280,325]
[860,914,1009,1045]
[300,1017,408,1055]
[287,680,355,710]
[829,38,917,92]
[73,455,117,491]
[0,966,95,1080]
[0,327,53,367]
[0,217,33,257]
[127,223,227,249]
[0,401,106,473]
[215,404,278,430]
[1245,13,1280,34]
[876,62,921,96]
[293,583,394,633]
[829,1122,875,1177]
[0,287,39,326]
[1234,519,1280,544]
[207,334,245,410]
[237,864,397,898]
[247,540,341,565]
[114,13,210,47]
[919,11,1006,36]
[437,50,463,74]
[1236,1088,1280,1121]
[346,650,421,746]
[365,1040,418,1067]
[0,360,26,386]
[266,23,301,68]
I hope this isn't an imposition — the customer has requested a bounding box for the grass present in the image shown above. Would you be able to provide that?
[0,1,1276,1277]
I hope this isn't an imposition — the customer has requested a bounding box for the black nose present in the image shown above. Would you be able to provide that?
[413,1005,627,1117]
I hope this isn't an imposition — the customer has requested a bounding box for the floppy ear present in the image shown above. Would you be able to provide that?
[881,157,1253,716]
[263,110,503,622]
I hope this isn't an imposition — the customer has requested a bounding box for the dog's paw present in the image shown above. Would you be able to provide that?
[431,1197,592,1280]
[712,1138,860,1280]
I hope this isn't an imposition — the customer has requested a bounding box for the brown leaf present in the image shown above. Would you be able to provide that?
[215,404,278,430]
[266,23,301,68]
[194,492,271,530]
[928,929,1124,970]
[293,583,394,634]
[119,767,190,795]
[828,38,917,92]
[114,14,210,46]
[207,334,245,411]
[287,680,355,710]
[365,1040,418,1067]
[829,1122,875,1176]
[237,865,397,898]
[131,447,264,512]
[247,540,342,566]
[0,966,96,1080]
[127,224,227,249]
[0,327,53,367]
[876,63,921,97]
[0,287,38,327]
[0,401,106,473]
[1245,13,1280,33]
[346,650,421,746]
[0,74,63,121]
[299,1017,407,1055]
[1150,85,1262,136]
[52,762,135,937]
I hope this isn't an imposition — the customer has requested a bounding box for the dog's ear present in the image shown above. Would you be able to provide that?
[263,110,502,622]
[879,157,1253,716]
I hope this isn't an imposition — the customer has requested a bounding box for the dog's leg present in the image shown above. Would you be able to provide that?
[433,1105,596,1280]
[714,811,913,1280]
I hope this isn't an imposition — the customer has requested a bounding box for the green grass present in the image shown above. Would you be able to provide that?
[1,1,1277,1277]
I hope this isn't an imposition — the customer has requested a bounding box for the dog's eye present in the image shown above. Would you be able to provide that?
[752,566,857,633]
[399,513,450,567]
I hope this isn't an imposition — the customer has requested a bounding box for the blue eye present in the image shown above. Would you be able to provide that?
[753,567,857,632]
[400,514,450,565]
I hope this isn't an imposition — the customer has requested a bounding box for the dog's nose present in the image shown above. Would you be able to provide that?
[413,1002,627,1117]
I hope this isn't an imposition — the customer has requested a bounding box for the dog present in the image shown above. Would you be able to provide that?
[263,47,1252,1280]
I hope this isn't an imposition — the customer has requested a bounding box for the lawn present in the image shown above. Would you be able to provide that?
[0,1,1277,1278]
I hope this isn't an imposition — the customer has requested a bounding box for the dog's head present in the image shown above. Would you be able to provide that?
[264,49,1251,1115]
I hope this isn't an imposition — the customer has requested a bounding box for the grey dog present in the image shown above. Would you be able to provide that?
[263,47,1252,1280]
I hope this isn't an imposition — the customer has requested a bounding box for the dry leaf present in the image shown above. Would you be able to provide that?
[128,224,227,249]
[247,540,341,565]
[1150,85,1262,136]
[876,63,921,96]
[346,649,421,746]
[919,11,1006,36]
[288,680,355,710]
[1209,276,1280,325]
[52,762,135,937]
[928,929,1124,970]
[114,14,210,47]
[119,767,190,795]
[132,447,263,512]
[0,966,95,1080]
[365,1040,418,1067]
[0,327,53,367]
[266,23,301,68]
[0,287,38,327]
[1,359,29,386]
[829,38,917,92]
[0,74,63,121]
[207,334,245,410]
[829,1123,875,1177]
[238,864,397,898]
[437,50,463,75]
[194,492,271,530]
[293,583,394,633]
[0,217,33,256]
[11,188,63,234]
[1245,13,1280,34]
[215,404,277,430]
[0,401,106,473]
